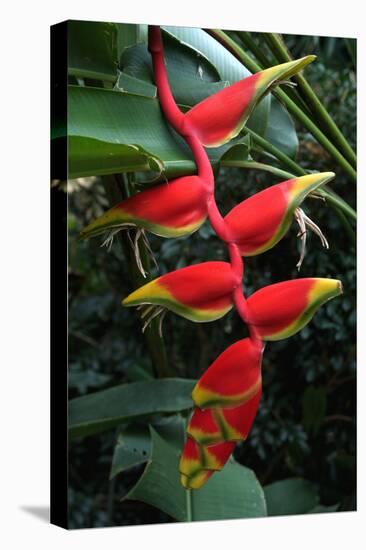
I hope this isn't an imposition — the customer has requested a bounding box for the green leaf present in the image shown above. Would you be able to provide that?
[68,21,119,82]
[110,424,151,478]
[116,72,157,98]
[69,378,195,440]
[122,32,220,83]
[264,478,320,516]
[124,428,267,521]
[110,415,186,479]
[163,26,252,83]
[302,386,327,435]
[67,85,194,179]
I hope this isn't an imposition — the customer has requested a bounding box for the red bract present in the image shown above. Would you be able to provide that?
[185,56,315,147]
[179,338,263,489]
[122,261,240,322]
[192,338,263,408]
[247,278,343,340]
[225,172,335,256]
[79,175,209,241]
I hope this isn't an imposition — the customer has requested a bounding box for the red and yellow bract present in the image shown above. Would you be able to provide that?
[247,278,343,340]
[185,56,315,147]
[122,261,240,322]
[79,175,209,240]
[225,172,335,256]
[192,338,263,407]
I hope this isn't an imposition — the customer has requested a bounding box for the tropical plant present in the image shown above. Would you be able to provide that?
[63,21,356,526]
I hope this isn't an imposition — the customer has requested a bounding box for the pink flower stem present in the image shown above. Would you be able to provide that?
[148,25,262,348]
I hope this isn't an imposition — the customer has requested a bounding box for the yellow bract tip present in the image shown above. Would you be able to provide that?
[257,55,316,90]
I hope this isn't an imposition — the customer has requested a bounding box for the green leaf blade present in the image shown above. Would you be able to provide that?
[124,428,267,521]
[69,378,196,440]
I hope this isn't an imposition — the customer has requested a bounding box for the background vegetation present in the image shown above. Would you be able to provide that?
[65,23,356,528]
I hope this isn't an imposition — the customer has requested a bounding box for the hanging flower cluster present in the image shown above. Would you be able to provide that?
[80,26,342,489]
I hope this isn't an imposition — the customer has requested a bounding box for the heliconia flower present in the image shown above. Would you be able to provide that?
[191,338,263,408]
[247,278,343,341]
[78,175,209,242]
[184,56,315,147]
[122,261,239,325]
[224,172,334,258]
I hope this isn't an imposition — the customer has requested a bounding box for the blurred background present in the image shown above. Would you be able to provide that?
[67,31,356,527]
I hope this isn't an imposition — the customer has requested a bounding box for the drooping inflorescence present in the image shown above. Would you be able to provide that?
[80,25,342,489]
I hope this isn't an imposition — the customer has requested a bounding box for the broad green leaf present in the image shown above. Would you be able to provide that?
[264,478,319,516]
[220,134,251,164]
[110,415,186,479]
[124,428,267,521]
[69,378,195,440]
[302,386,327,435]
[116,72,157,98]
[111,424,151,477]
[67,85,194,179]
[163,26,252,83]
[122,33,220,84]
[68,21,119,82]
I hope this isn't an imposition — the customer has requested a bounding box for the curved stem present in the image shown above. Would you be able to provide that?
[243,127,307,176]
[221,159,295,180]
[148,25,260,347]
[148,26,185,135]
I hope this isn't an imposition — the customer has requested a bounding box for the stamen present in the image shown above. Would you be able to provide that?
[141,230,159,271]
[101,228,122,251]
[272,79,298,89]
[127,229,147,278]
[295,208,307,271]
[309,192,326,202]
[140,304,156,319]
[142,306,164,333]
[100,223,136,251]
[158,309,167,338]
[295,207,329,271]
[301,211,329,249]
